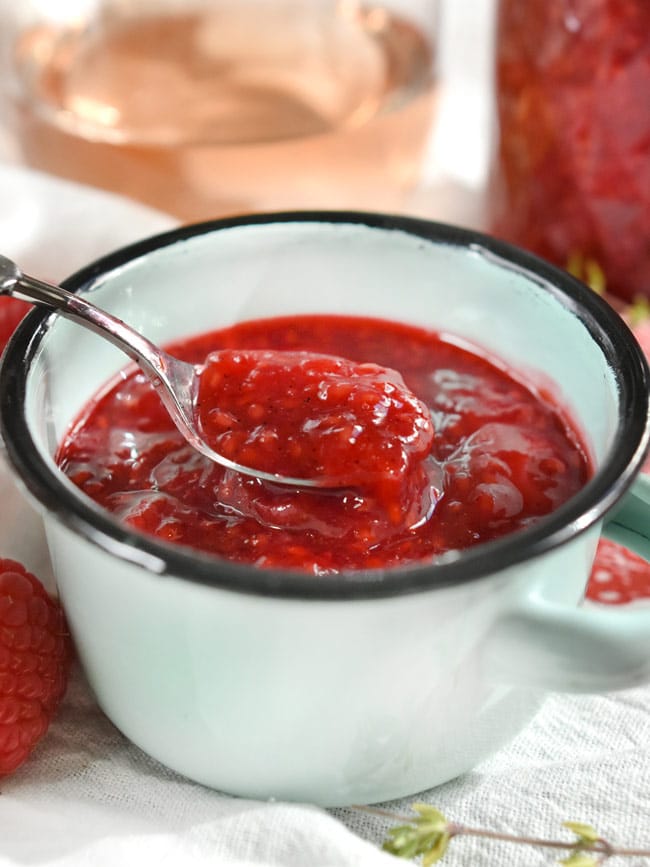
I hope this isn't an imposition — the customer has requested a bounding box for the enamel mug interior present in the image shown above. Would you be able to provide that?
[1,214,649,806]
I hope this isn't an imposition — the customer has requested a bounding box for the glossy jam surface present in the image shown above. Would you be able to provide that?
[57,315,591,573]
[196,349,434,493]
[492,0,650,301]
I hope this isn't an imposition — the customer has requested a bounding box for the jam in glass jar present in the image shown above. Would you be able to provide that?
[490,0,650,302]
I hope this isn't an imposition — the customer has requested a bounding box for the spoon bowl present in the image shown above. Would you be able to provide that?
[0,253,336,488]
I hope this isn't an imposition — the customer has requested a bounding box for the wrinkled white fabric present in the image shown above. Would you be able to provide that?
[0,636,647,867]
[2,654,646,867]
[0,164,176,283]
[0,158,649,866]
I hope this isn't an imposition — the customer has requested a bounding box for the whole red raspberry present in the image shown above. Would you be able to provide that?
[587,539,650,606]
[0,297,30,357]
[0,559,71,775]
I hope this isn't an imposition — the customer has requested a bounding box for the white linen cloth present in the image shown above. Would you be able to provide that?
[0,163,648,867]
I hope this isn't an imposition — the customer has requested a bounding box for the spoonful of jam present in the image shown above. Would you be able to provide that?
[0,255,435,490]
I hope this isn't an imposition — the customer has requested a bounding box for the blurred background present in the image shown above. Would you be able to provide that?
[0,0,647,304]
[0,0,495,226]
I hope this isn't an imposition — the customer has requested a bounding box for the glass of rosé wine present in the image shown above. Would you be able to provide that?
[0,0,439,221]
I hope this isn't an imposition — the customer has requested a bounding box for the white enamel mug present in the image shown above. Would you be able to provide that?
[1,213,650,807]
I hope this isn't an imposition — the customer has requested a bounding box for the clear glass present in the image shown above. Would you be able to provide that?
[0,0,439,221]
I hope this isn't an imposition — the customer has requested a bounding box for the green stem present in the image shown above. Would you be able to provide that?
[353,805,650,859]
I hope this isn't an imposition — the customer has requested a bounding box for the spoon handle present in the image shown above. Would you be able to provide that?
[0,254,169,380]
[0,253,214,474]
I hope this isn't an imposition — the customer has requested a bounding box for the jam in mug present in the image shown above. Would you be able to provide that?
[57,314,592,574]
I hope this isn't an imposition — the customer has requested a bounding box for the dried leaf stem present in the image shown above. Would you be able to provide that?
[353,804,650,864]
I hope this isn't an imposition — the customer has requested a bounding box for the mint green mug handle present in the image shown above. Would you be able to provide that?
[605,474,650,562]
[487,475,650,693]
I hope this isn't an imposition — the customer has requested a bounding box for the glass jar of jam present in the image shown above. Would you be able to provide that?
[490,0,650,302]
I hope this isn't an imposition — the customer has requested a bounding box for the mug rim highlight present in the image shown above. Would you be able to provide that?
[1,211,649,600]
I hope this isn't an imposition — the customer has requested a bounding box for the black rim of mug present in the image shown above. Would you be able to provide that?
[1,211,649,599]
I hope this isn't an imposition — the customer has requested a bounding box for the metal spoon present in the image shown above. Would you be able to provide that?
[0,254,325,488]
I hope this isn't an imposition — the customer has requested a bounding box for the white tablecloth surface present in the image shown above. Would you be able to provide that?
[1,0,649,859]
[0,162,648,867]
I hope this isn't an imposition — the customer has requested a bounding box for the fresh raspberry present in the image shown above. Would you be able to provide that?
[587,539,650,605]
[0,297,30,356]
[0,559,71,775]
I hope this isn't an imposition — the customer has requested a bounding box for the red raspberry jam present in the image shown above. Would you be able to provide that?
[57,315,592,574]
[491,0,650,301]
[196,349,435,500]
